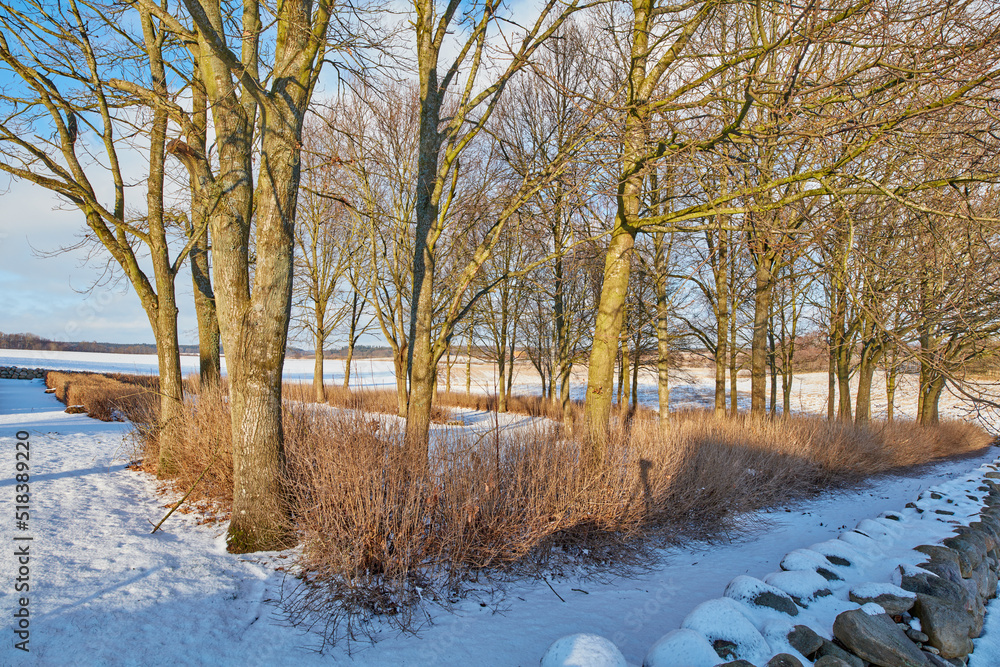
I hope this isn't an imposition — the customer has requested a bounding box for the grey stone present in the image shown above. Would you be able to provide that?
[787,624,824,657]
[832,609,929,666]
[850,589,916,616]
[814,658,854,667]
[719,662,755,667]
[943,534,985,575]
[724,576,800,617]
[900,573,972,611]
[815,640,865,667]
[919,559,964,586]
[766,655,804,667]
[912,594,975,659]
[915,546,962,570]
[921,652,956,667]
[906,629,930,643]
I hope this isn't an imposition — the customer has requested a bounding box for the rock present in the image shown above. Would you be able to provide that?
[850,584,917,615]
[541,634,627,667]
[900,573,972,611]
[918,559,964,586]
[832,608,930,666]
[764,570,834,607]
[680,598,770,664]
[815,639,865,667]
[786,624,824,657]
[920,652,954,667]
[906,629,930,643]
[643,629,720,667]
[814,657,854,667]
[911,594,975,659]
[915,546,961,570]
[719,662,755,667]
[942,535,984,576]
[767,655,804,667]
[724,576,799,617]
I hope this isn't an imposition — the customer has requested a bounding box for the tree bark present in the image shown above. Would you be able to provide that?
[313,331,326,403]
[713,226,728,417]
[750,249,775,416]
[654,230,671,435]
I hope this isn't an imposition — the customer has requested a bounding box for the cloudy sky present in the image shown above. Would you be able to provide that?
[0,175,197,345]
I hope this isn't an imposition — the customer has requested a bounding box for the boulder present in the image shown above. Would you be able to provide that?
[724,576,799,617]
[766,655,804,667]
[832,608,929,666]
[813,657,855,667]
[813,641,865,667]
[914,546,962,570]
[786,624,824,658]
[680,598,770,664]
[849,583,917,616]
[911,594,975,659]
[815,640,865,667]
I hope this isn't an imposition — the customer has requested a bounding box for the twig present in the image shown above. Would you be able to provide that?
[543,577,565,603]
[149,448,222,534]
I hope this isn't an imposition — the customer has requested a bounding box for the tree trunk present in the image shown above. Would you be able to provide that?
[886,360,897,422]
[343,289,360,389]
[631,332,640,410]
[466,336,473,396]
[714,226,728,417]
[585,224,637,455]
[394,346,409,417]
[729,288,739,415]
[506,317,517,405]
[142,54,184,475]
[190,227,221,388]
[768,312,777,416]
[750,252,774,416]
[654,231,671,435]
[919,372,945,426]
[827,334,836,420]
[620,337,631,410]
[313,332,326,403]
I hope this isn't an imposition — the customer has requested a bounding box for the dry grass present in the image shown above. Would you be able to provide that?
[280,408,990,643]
[46,371,159,423]
[49,370,993,645]
[284,382,456,423]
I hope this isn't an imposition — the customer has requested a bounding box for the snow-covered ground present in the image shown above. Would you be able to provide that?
[4,347,997,432]
[2,350,1000,665]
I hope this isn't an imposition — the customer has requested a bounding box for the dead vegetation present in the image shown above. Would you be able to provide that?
[45,371,159,423]
[47,370,993,644]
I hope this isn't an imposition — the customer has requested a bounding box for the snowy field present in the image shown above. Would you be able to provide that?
[3,347,998,431]
[3,350,1000,665]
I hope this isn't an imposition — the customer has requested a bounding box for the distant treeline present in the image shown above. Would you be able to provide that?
[0,332,170,355]
[0,331,395,360]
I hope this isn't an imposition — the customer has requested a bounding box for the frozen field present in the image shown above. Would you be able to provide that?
[4,348,996,432]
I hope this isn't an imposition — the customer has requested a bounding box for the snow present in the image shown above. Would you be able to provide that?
[539,634,628,667]
[2,350,1000,664]
[642,629,722,667]
[848,582,915,600]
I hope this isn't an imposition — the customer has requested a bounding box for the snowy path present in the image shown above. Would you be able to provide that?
[2,378,999,666]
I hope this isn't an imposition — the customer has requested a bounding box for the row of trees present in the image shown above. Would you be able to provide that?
[2,0,999,551]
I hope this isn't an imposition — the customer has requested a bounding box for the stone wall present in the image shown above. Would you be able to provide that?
[0,366,48,380]
[541,460,1000,667]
